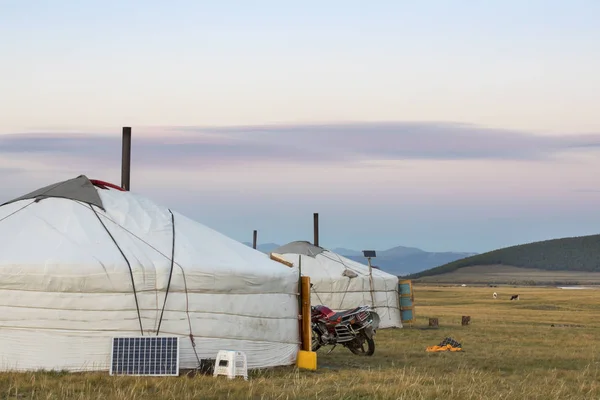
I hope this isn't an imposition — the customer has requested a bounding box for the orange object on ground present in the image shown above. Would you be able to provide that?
[426,344,463,352]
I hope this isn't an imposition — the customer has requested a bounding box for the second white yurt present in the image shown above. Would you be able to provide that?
[271,241,402,329]
[0,176,300,372]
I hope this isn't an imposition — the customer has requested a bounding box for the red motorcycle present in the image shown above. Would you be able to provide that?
[311,304,380,356]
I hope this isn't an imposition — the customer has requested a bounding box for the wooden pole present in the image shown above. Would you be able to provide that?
[121,127,132,191]
[297,255,302,343]
[300,276,312,351]
[366,257,376,308]
[252,230,258,249]
[270,253,294,267]
[313,213,319,247]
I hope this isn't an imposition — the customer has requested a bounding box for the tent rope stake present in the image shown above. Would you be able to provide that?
[90,205,144,335]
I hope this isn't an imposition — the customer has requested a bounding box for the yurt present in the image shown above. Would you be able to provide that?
[0,176,300,372]
[271,241,402,329]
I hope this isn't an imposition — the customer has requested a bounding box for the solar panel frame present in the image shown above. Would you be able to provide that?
[109,336,180,376]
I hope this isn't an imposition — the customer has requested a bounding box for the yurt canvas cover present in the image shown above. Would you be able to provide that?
[271,241,402,329]
[0,176,300,372]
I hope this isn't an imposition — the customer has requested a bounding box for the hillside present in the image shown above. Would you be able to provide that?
[243,242,475,275]
[412,265,600,285]
[409,234,600,281]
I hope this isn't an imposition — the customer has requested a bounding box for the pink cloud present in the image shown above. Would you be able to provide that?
[1,122,599,173]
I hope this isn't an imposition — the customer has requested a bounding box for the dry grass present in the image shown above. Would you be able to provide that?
[2,285,600,399]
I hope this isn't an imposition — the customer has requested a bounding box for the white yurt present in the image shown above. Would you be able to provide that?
[270,241,402,329]
[0,176,300,372]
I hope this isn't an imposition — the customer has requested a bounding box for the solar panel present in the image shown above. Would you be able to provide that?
[362,250,376,258]
[110,336,180,376]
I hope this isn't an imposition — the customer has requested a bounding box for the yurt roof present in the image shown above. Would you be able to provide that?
[2,174,106,209]
[0,175,296,286]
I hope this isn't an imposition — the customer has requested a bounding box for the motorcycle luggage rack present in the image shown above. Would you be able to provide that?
[356,311,368,322]
[334,325,355,342]
[340,311,370,326]
[340,308,365,322]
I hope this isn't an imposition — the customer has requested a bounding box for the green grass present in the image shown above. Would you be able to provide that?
[2,285,599,399]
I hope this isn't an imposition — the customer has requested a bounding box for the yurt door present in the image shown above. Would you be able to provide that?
[398,280,415,324]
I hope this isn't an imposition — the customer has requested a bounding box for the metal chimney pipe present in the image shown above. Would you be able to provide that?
[313,213,319,247]
[121,127,132,191]
[253,230,258,249]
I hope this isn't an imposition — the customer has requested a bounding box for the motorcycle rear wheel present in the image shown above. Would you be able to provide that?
[347,334,375,356]
[311,328,322,352]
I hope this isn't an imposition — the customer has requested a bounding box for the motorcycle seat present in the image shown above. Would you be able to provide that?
[329,307,362,321]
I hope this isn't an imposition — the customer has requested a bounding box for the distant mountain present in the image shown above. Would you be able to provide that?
[341,248,477,276]
[330,246,428,259]
[379,245,426,257]
[244,242,476,276]
[409,234,600,279]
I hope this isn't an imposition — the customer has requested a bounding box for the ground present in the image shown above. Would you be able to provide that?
[2,285,599,399]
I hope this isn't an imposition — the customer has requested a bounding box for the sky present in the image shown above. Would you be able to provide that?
[1,1,600,253]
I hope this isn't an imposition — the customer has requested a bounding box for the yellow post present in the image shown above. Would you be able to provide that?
[296,276,317,370]
[301,276,311,350]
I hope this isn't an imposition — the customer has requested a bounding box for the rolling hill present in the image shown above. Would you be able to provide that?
[408,234,600,285]
[242,242,475,275]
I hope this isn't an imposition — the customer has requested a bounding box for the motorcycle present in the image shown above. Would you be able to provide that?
[310,304,380,356]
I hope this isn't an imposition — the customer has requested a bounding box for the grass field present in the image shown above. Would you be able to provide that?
[2,285,599,399]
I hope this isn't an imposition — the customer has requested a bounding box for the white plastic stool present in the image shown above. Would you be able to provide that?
[213,350,248,380]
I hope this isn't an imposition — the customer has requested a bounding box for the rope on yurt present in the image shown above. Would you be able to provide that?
[156,210,176,335]
[312,290,325,308]
[323,251,359,309]
[325,251,396,318]
[79,203,201,366]
[325,251,397,319]
[90,205,144,336]
[337,279,353,310]
[0,200,36,224]
[179,262,202,366]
